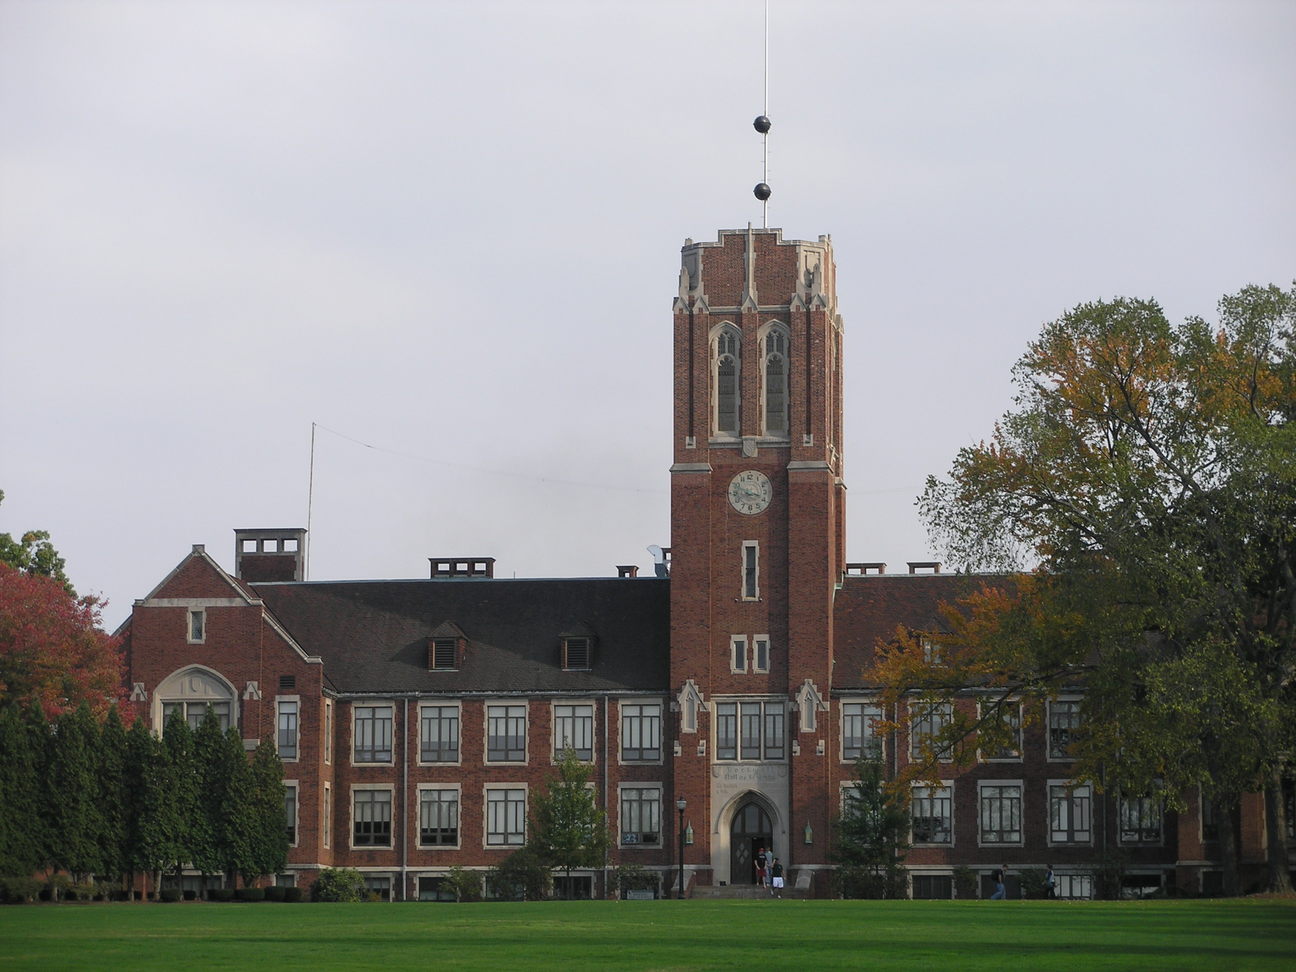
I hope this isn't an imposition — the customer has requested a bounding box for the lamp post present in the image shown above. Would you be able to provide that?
[676,797,687,899]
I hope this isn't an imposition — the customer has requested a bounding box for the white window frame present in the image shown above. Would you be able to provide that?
[1048,780,1093,846]
[752,635,770,673]
[977,699,1022,762]
[977,780,1024,847]
[841,700,884,762]
[909,701,953,763]
[418,702,461,765]
[911,781,955,846]
[552,701,595,762]
[485,702,528,764]
[284,780,299,848]
[484,784,527,848]
[350,784,395,850]
[352,703,395,765]
[619,700,663,764]
[276,696,300,762]
[417,784,461,849]
[730,635,748,674]
[617,783,663,848]
[741,541,760,600]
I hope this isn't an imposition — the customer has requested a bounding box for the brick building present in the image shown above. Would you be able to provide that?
[119,227,1269,899]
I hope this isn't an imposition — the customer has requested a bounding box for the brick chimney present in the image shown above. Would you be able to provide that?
[234,528,307,582]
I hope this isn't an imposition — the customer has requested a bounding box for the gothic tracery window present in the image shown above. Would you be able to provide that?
[713,325,740,436]
[763,326,789,436]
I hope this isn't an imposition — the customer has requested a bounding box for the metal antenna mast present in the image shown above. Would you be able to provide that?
[753,1,772,225]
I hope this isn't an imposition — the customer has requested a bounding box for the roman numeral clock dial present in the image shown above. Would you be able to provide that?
[727,470,772,515]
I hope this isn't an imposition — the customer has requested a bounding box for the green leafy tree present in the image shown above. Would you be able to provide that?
[0,490,73,595]
[45,702,106,883]
[528,748,610,897]
[831,757,909,899]
[97,707,129,888]
[192,711,234,888]
[487,846,552,901]
[898,282,1295,893]
[310,867,366,902]
[215,726,258,888]
[245,739,289,885]
[161,712,205,888]
[124,717,170,898]
[0,704,48,876]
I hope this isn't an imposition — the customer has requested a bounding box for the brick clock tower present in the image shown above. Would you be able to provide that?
[669,226,845,891]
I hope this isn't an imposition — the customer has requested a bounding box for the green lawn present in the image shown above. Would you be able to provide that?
[1,899,1293,970]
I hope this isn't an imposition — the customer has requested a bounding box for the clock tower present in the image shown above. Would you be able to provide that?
[669,226,845,890]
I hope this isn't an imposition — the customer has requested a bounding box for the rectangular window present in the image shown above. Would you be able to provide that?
[979,783,1023,844]
[910,702,953,761]
[1200,794,1219,842]
[324,701,333,764]
[353,789,392,847]
[1119,794,1163,844]
[364,875,391,901]
[912,784,953,844]
[620,703,661,762]
[553,703,593,760]
[487,704,527,762]
[842,702,883,761]
[188,609,205,643]
[353,705,393,763]
[742,542,759,600]
[912,874,953,900]
[420,705,460,763]
[753,636,770,673]
[277,699,299,760]
[284,783,297,846]
[163,700,231,732]
[715,701,785,761]
[419,788,459,847]
[1056,873,1093,900]
[1049,783,1092,844]
[980,701,1021,761]
[1049,701,1082,759]
[322,783,331,849]
[730,635,748,673]
[620,786,661,846]
[486,788,526,846]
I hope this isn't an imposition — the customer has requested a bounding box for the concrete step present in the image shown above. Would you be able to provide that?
[690,884,804,900]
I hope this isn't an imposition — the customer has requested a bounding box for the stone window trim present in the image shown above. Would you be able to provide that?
[730,635,748,674]
[154,665,239,736]
[911,781,955,847]
[417,784,462,850]
[713,697,786,762]
[617,782,663,848]
[908,701,954,763]
[840,699,885,763]
[321,782,331,850]
[977,699,1022,763]
[711,321,742,439]
[752,634,770,674]
[741,541,760,601]
[1047,697,1083,762]
[483,784,528,849]
[1118,792,1164,846]
[759,320,791,438]
[417,702,462,766]
[1047,779,1093,847]
[350,784,395,850]
[187,608,206,644]
[351,703,396,766]
[283,780,299,848]
[977,779,1025,847]
[323,700,333,765]
[276,696,300,763]
[485,702,529,764]
[619,699,664,764]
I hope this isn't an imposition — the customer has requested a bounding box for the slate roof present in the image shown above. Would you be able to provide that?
[251,577,670,696]
[832,573,1017,689]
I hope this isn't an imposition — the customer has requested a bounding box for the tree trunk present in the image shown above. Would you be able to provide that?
[1263,766,1294,894]
[1216,796,1240,897]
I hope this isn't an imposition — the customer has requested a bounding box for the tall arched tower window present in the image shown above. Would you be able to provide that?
[712,324,741,437]
[762,324,789,436]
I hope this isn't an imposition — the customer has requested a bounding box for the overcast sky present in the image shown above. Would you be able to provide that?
[2,0,1293,632]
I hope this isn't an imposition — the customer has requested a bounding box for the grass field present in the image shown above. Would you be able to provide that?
[1,898,1294,971]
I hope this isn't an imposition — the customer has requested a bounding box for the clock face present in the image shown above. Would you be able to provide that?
[728,470,773,515]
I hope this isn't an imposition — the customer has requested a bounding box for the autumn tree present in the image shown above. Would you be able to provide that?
[529,748,609,897]
[881,283,1295,893]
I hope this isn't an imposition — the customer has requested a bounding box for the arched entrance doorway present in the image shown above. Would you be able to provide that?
[730,801,773,885]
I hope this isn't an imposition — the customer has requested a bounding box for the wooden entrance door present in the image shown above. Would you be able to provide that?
[730,802,773,884]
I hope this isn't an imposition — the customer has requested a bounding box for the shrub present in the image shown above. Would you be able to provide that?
[1093,852,1127,901]
[0,877,42,904]
[263,885,286,902]
[1018,868,1048,900]
[487,847,552,901]
[311,868,367,903]
[207,887,236,902]
[68,883,97,901]
[953,866,979,900]
[283,886,303,903]
[158,889,182,903]
[235,887,266,902]
[182,890,197,901]
[442,867,483,903]
[612,864,659,898]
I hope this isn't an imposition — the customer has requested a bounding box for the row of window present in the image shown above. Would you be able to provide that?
[875,779,1164,848]
[283,782,668,851]
[842,700,1084,763]
[713,323,789,438]
[274,700,664,766]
